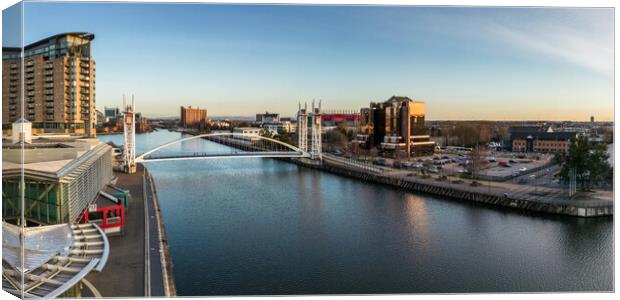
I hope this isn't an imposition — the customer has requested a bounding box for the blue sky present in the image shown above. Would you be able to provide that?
[3,2,614,120]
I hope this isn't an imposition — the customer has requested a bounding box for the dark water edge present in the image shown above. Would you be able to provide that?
[99,130,613,295]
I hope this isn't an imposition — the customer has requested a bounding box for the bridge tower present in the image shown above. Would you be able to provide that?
[297,102,308,153]
[123,94,137,173]
[310,100,322,160]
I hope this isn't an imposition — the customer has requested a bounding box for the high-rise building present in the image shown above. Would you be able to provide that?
[358,96,435,157]
[180,105,207,129]
[2,32,97,135]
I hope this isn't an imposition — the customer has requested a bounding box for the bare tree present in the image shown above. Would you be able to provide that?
[466,146,488,180]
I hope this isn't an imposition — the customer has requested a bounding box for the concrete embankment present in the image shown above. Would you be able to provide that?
[294,158,613,218]
[144,167,178,296]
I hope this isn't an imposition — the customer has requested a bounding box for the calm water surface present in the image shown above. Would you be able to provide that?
[99,130,613,295]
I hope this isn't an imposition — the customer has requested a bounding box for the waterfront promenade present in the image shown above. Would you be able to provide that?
[85,164,173,296]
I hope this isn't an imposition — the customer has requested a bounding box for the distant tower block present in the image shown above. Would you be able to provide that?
[590,116,595,123]
[123,94,137,173]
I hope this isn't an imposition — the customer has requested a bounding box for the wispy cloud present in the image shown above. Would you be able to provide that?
[484,10,613,76]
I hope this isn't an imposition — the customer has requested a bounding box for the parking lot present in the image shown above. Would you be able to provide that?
[346,150,556,182]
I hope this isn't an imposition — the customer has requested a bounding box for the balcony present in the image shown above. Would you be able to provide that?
[26,91,35,96]
[26,61,34,66]
[45,63,54,70]
[80,62,89,67]
[27,103,35,109]
[44,70,54,75]
[46,115,54,120]
[46,102,55,108]
[45,76,53,83]
[44,89,54,95]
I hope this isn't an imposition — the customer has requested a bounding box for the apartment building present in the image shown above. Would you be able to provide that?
[2,32,96,135]
[180,105,207,129]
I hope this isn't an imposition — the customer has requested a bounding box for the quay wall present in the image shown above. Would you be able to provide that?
[144,168,178,296]
[294,159,612,218]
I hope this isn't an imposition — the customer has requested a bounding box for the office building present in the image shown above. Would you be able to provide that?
[510,126,577,153]
[2,32,97,135]
[180,105,207,129]
[104,106,120,121]
[2,133,113,225]
[357,96,435,157]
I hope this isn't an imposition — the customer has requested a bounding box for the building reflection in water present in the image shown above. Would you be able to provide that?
[403,193,430,255]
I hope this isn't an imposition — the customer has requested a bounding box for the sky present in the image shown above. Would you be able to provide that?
[2,2,615,121]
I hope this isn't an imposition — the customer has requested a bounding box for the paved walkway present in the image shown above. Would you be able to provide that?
[85,164,166,297]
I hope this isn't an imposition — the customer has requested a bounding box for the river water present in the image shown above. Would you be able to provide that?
[99,130,613,295]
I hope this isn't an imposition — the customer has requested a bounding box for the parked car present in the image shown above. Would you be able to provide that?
[519,167,528,172]
[428,167,439,173]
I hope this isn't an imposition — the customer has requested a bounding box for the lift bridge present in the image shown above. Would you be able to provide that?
[121,97,323,173]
